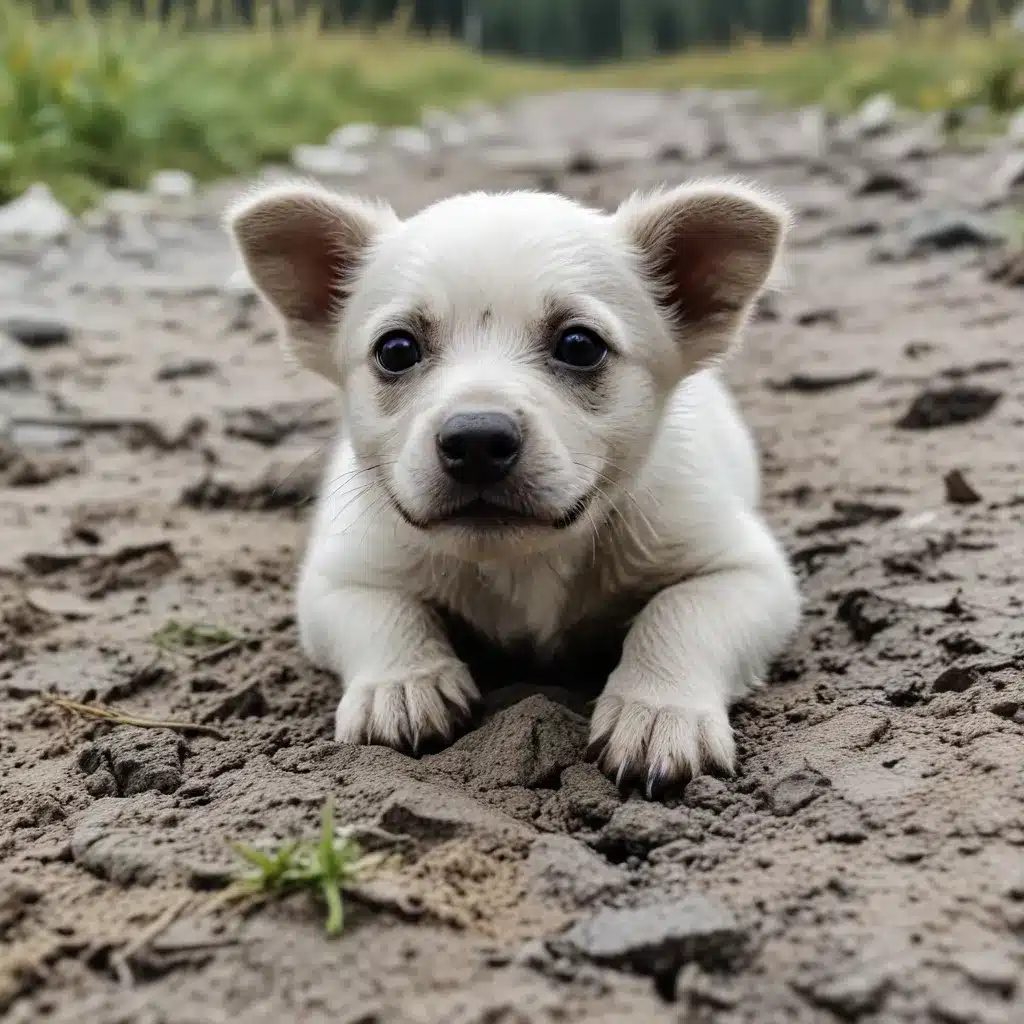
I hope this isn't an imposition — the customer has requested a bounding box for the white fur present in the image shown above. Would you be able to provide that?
[226,179,801,797]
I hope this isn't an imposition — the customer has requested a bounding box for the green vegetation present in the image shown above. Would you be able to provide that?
[1,0,1022,211]
[222,800,391,936]
[152,619,238,653]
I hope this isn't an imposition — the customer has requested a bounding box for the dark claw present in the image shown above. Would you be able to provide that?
[584,738,608,764]
[645,765,669,801]
[614,758,644,795]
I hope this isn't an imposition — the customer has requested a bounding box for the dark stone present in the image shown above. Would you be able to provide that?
[837,589,896,642]
[943,469,982,505]
[885,678,925,707]
[0,333,32,389]
[156,358,218,381]
[852,167,919,199]
[767,369,876,394]
[990,699,1021,720]
[905,212,1006,254]
[202,682,268,721]
[0,308,74,348]
[939,632,987,657]
[896,386,1002,429]
[802,500,902,535]
[932,666,980,694]
[795,307,840,327]
[985,247,1024,287]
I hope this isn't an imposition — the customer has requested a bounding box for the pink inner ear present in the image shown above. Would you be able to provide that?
[656,216,745,326]
[238,194,371,327]
[277,221,340,325]
[269,213,350,326]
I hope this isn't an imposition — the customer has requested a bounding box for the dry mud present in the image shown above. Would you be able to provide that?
[1,91,1023,1023]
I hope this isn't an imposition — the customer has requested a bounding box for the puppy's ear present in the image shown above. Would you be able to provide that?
[226,182,398,381]
[616,181,788,366]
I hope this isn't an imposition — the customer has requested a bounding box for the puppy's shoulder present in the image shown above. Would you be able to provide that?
[647,369,759,507]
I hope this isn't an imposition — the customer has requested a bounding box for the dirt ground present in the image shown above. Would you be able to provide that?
[1,91,1023,1024]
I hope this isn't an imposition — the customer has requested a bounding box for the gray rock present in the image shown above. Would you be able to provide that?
[422,108,471,148]
[1007,108,1024,143]
[224,267,256,301]
[857,93,897,137]
[568,139,660,173]
[525,834,625,907]
[0,306,75,348]
[328,122,380,150]
[877,118,943,161]
[561,895,746,975]
[770,767,831,816]
[992,151,1024,198]
[596,801,693,857]
[466,107,505,143]
[799,958,895,1019]
[0,184,74,244]
[291,144,369,178]
[797,105,829,161]
[102,189,154,218]
[389,127,432,157]
[0,334,32,390]
[112,214,159,265]
[149,169,196,200]
[1,390,84,449]
[483,145,573,175]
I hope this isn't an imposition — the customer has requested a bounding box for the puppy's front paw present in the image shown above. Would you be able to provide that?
[587,690,735,798]
[334,661,479,752]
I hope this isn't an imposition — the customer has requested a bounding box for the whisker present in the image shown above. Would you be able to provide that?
[330,482,382,527]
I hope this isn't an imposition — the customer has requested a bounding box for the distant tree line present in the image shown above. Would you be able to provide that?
[32,0,1023,61]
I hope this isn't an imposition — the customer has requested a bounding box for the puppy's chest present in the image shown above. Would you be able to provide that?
[418,555,653,658]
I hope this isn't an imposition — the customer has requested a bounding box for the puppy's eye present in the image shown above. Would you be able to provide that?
[552,327,608,370]
[374,331,422,375]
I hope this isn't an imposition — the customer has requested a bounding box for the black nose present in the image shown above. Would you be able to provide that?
[436,411,522,487]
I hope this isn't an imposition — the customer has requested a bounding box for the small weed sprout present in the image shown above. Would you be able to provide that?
[223,800,391,937]
[153,619,238,654]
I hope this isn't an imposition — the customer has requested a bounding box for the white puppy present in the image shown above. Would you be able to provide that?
[226,178,801,797]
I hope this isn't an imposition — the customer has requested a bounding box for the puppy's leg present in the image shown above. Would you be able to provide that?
[299,576,478,751]
[588,514,799,796]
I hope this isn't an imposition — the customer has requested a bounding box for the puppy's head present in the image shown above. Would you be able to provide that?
[227,179,787,559]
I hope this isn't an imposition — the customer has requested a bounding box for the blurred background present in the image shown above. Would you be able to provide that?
[2,0,1023,212]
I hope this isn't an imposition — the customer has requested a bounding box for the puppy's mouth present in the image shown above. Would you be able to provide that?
[390,490,595,532]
